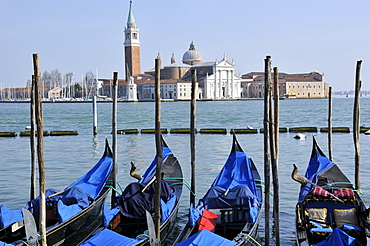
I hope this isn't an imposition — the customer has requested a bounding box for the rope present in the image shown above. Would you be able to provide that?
[136,233,149,239]
[163,177,196,196]
[255,179,274,196]
[104,185,121,195]
[235,232,261,246]
[106,180,124,193]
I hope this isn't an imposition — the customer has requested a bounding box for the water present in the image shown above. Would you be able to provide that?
[1,97,370,245]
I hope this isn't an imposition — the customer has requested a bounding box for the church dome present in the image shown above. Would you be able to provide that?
[182,41,202,65]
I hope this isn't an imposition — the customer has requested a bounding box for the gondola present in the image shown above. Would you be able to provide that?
[79,136,183,246]
[0,139,114,246]
[292,136,369,245]
[174,134,263,246]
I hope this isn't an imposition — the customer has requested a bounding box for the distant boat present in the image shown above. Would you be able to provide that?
[294,133,306,140]
[25,126,31,130]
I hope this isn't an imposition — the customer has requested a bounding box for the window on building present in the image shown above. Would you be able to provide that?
[184,93,186,96]
[180,93,182,96]
[133,33,137,39]
[298,85,300,89]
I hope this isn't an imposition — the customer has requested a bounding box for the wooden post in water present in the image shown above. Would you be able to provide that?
[328,87,333,161]
[273,67,279,160]
[271,66,280,245]
[30,75,37,200]
[93,95,98,135]
[93,70,98,135]
[353,60,362,191]
[111,72,118,205]
[190,69,197,206]
[154,56,162,245]
[263,55,271,246]
[33,53,47,246]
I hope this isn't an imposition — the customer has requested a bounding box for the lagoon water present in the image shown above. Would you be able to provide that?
[1,97,370,245]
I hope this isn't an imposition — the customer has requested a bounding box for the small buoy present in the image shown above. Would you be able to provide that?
[364,130,370,135]
[294,133,306,139]
[25,126,31,129]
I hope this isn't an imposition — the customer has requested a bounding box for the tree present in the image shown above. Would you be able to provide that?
[41,71,52,88]
[50,69,62,88]
[84,71,95,98]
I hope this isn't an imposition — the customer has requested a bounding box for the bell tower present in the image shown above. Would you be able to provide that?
[124,1,141,81]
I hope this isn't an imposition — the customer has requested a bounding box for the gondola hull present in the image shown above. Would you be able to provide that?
[174,134,262,246]
[293,137,369,246]
[44,187,110,246]
[0,140,114,246]
[79,136,183,246]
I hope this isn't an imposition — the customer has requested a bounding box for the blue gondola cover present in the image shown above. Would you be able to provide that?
[138,145,172,185]
[312,228,361,246]
[299,156,334,201]
[78,228,143,246]
[0,204,23,229]
[175,229,236,246]
[65,155,113,200]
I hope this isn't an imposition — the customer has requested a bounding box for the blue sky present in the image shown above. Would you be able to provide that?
[1,0,370,91]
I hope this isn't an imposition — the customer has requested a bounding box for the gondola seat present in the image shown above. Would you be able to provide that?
[220,204,250,236]
[306,208,333,240]
[334,208,361,238]
[333,208,358,228]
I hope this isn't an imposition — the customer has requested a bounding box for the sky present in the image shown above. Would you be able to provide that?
[1,0,370,91]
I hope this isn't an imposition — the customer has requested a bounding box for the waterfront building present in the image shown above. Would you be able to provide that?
[135,78,198,101]
[241,71,329,99]
[48,87,63,99]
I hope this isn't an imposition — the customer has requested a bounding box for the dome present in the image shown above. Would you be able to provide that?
[182,41,202,65]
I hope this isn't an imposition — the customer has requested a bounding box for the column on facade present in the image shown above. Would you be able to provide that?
[231,70,234,98]
[213,68,217,99]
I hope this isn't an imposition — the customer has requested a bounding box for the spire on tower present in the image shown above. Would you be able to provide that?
[127,0,136,28]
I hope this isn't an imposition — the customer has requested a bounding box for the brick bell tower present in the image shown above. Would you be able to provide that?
[124,1,141,81]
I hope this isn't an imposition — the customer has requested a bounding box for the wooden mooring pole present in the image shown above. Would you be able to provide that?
[111,72,118,205]
[33,53,47,246]
[271,66,280,245]
[353,60,362,191]
[30,75,37,200]
[154,56,162,245]
[190,69,197,206]
[93,70,98,135]
[328,87,333,161]
[263,55,271,246]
